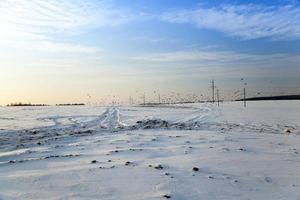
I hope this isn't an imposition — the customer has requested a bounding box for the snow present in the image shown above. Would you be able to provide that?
[0,101,300,200]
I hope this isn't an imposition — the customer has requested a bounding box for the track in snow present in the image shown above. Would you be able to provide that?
[0,104,298,152]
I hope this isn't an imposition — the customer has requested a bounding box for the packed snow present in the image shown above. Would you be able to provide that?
[0,101,299,200]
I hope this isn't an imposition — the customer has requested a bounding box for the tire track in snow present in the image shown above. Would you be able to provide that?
[1,104,298,152]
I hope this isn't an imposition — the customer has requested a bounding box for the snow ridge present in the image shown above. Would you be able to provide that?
[99,107,127,131]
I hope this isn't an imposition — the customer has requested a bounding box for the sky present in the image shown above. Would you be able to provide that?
[0,0,299,105]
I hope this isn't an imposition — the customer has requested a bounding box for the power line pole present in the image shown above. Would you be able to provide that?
[129,96,134,105]
[243,87,246,107]
[158,93,161,104]
[217,88,220,107]
[240,79,247,108]
[211,80,215,103]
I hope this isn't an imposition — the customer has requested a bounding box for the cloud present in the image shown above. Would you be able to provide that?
[127,50,300,81]
[131,51,245,62]
[0,0,136,35]
[0,0,137,53]
[161,3,300,40]
[130,50,300,70]
[22,40,100,54]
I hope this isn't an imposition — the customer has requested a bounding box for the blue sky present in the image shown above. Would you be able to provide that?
[0,0,299,104]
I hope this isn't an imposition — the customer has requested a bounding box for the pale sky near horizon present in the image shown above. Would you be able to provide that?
[0,0,299,105]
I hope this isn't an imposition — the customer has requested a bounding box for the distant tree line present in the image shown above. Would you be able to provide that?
[7,102,49,107]
[5,102,86,107]
[55,103,85,106]
[236,95,300,101]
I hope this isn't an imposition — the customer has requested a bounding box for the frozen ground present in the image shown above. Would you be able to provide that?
[0,101,299,200]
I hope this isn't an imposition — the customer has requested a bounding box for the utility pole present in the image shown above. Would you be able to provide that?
[158,93,161,104]
[217,88,220,107]
[129,96,134,105]
[143,93,146,105]
[240,79,247,108]
[212,80,215,103]
[243,87,246,107]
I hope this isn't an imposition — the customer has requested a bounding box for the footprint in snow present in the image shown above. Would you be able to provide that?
[265,176,272,183]
[148,164,164,170]
[239,148,246,151]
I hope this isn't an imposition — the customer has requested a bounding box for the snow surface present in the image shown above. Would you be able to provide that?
[0,101,299,200]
